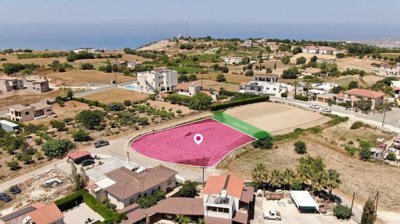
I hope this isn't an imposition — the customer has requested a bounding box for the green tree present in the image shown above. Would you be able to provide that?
[188,74,197,81]
[178,74,189,83]
[174,215,191,224]
[106,102,126,111]
[269,170,283,189]
[281,56,291,65]
[336,53,345,58]
[333,205,352,220]
[294,141,307,154]
[326,169,342,196]
[216,73,226,82]
[76,110,105,130]
[41,139,75,158]
[361,197,376,224]
[252,163,269,188]
[348,81,359,90]
[67,89,74,100]
[292,46,303,54]
[282,67,299,79]
[71,129,91,142]
[188,93,212,110]
[296,56,307,65]
[356,99,372,112]
[282,168,296,190]
[245,69,254,76]
[7,160,20,171]
[178,180,198,198]
[310,55,318,63]
[70,162,87,190]
[386,152,397,161]
[359,140,372,161]
[50,120,67,131]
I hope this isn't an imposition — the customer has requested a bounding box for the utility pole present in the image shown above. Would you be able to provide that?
[374,192,379,222]
[382,107,387,127]
[350,192,355,215]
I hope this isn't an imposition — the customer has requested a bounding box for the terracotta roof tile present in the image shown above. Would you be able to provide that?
[344,88,385,98]
[203,175,244,199]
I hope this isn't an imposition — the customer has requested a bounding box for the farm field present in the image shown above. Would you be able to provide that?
[44,70,136,86]
[84,88,149,104]
[131,118,254,167]
[199,73,252,84]
[196,79,240,92]
[225,102,330,135]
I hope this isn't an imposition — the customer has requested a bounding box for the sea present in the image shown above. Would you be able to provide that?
[1,22,399,50]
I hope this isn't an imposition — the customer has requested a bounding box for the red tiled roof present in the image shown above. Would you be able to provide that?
[68,150,91,160]
[240,186,254,204]
[28,203,64,224]
[232,211,249,224]
[204,217,232,224]
[203,175,244,199]
[344,88,385,99]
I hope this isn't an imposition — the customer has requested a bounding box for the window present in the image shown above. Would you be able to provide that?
[46,109,52,112]
[25,112,29,115]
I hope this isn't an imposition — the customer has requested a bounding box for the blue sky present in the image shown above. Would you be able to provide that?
[0,0,399,49]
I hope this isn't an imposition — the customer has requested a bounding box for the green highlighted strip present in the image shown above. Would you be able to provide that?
[212,111,271,140]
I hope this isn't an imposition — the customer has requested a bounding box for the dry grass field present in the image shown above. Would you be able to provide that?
[200,72,252,84]
[336,57,381,72]
[0,89,66,110]
[84,88,148,104]
[44,70,136,86]
[291,53,336,64]
[148,101,192,115]
[195,79,239,92]
[0,54,67,66]
[219,121,400,212]
[225,102,329,135]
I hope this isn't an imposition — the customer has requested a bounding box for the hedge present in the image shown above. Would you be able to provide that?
[56,190,122,222]
[294,94,308,101]
[210,96,269,111]
[167,94,191,105]
[73,97,107,108]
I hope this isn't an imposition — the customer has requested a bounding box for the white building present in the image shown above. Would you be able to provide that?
[302,46,320,54]
[242,40,253,48]
[136,68,178,94]
[127,61,143,70]
[319,47,335,55]
[239,81,285,96]
[176,82,200,97]
[223,56,243,65]
[202,175,253,223]
[376,64,400,76]
[311,82,339,93]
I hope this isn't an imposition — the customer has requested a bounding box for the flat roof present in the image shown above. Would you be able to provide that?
[291,191,319,209]
[0,119,20,127]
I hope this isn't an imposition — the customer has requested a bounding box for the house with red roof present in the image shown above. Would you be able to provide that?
[336,88,385,110]
[0,202,64,224]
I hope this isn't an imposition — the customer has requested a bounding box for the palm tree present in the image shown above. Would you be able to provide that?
[252,163,269,188]
[293,81,299,96]
[305,81,312,98]
[175,215,191,224]
[326,169,342,196]
[269,170,282,190]
[282,168,295,190]
[312,171,328,194]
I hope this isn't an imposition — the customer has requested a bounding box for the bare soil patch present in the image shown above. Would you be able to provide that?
[84,88,148,104]
[44,70,136,86]
[225,102,329,135]
[0,89,67,110]
[148,100,192,115]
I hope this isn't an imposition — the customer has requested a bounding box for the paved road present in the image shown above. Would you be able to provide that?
[271,96,400,134]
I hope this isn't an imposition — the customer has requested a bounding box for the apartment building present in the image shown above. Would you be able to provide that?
[0,77,24,93]
[24,78,50,93]
[136,68,178,94]
[0,76,50,94]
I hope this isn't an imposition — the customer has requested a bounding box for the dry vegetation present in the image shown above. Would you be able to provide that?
[84,88,149,104]
[0,89,67,110]
[219,121,400,211]
[44,70,136,86]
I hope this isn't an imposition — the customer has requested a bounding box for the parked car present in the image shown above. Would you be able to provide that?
[81,159,95,167]
[94,140,109,148]
[309,104,319,110]
[321,107,332,113]
[9,185,21,194]
[0,193,12,202]
[44,178,63,187]
[264,209,281,221]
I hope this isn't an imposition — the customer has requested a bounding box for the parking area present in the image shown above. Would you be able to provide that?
[252,197,356,224]
[63,203,104,224]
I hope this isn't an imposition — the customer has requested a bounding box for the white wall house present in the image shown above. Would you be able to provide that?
[302,46,320,54]
[223,56,243,65]
[239,81,285,96]
[136,68,178,94]
[376,64,400,76]
[319,47,335,55]
[176,82,200,97]
[311,82,339,93]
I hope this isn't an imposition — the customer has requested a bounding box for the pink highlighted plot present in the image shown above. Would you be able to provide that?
[130,118,254,167]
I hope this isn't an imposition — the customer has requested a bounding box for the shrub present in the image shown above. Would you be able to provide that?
[252,137,273,150]
[167,94,191,105]
[216,73,226,82]
[294,141,307,154]
[386,152,397,161]
[333,205,352,220]
[123,100,131,107]
[80,63,94,70]
[7,160,20,171]
[188,93,212,110]
[210,96,269,111]
[294,95,308,101]
[178,180,198,198]
[350,121,369,130]
[50,120,67,131]
[106,102,125,111]
[76,110,105,130]
[71,129,91,142]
